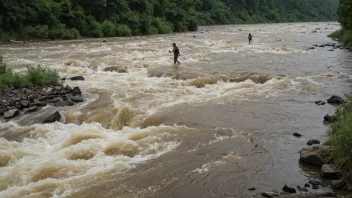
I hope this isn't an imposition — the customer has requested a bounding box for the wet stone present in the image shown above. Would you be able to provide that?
[24,106,38,113]
[307,139,320,145]
[51,97,63,103]
[321,164,342,179]
[324,114,337,123]
[309,179,321,186]
[70,95,83,103]
[297,185,308,192]
[42,111,62,124]
[261,192,280,198]
[70,76,85,81]
[72,87,82,96]
[315,101,326,105]
[282,185,296,193]
[4,109,20,119]
[293,133,302,137]
[20,100,30,108]
[331,180,347,190]
[327,95,345,104]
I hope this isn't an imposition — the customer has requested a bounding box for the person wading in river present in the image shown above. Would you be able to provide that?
[169,43,181,64]
[248,34,253,44]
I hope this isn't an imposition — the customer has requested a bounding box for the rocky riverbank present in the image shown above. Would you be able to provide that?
[0,84,84,120]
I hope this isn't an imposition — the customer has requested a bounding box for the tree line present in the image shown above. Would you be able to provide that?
[335,0,352,44]
[0,0,339,41]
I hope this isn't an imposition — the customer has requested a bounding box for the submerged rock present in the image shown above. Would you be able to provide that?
[331,180,347,190]
[297,185,308,192]
[261,192,280,198]
[304,183,310,188]
[4,109,20,119]
[315,101,326,105]
[70,95,84,103]
[293,133,302,137]
[307,139,320,145]
[324,114,337,123]
[42,111,62,124]
[24,106,38,113]
[70,76,85,81]
[327,95,345,104]
[104,66,128,73]
[309,179,322,186]
[300,145,332,166]
[282,185,296,193]
[320,164,342,179]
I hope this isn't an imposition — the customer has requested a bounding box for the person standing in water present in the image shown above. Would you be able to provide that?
[169,43,180,64]
[248,34,253,44]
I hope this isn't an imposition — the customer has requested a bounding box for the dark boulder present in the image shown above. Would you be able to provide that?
[304,183,311,188]
[70,76,85,81]
[261,192,279,198]
[327,95,345,104]
[324,114,337,123]
[309,179,321,186]
[297,185,308,192]
[293,133,302,137]
[282,185,296,193]
[55,99,74,107]
[331,180,347,190]
[42,111,62,124]
[51,97,63,103]
[33,99,45,106]
[20,100,30,108]
[307,139,320,145]
[70,95,83,103]
[315,101,326,105]
[4,109,20,119]
[72,87,82,96]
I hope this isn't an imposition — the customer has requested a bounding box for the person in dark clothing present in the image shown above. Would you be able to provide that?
[169,43,180,64]
[248,34,253,44]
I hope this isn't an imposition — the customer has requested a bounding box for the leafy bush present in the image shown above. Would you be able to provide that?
[26,65,60,85]
[327,95,352,181]
[0,57,60,88]
[102,20,116,37]
[115,24,132,36]
[34,25,49,39]
[342,30,352,44]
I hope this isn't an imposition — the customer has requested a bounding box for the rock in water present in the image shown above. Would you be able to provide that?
[42,111,62,124]
[307,139,320,145]
[304,183,311,188]
[297,185,308,192]
[315,101,326,105]
[327,95,345,104]
[309,179,321,186]
[320,164,342,179]
[282,185,296,193]
[72,87,82,96]
[70,96,84,102]
[324,114,337,123]
[331,180,347,190]
[70,76,85,81]
[261,192,280,198]
[300,145,332,166]
[4,109,20,119]
[293,133,302,137]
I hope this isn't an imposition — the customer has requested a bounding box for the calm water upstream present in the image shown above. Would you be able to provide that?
[0,22,352,198]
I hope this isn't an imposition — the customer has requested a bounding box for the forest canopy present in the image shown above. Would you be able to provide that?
[0,0,340,41]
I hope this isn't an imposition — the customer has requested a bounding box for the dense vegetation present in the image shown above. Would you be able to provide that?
[329,0,352,44]
[0,0,339,41]
[328,95,352,182]
[0,57,60,88]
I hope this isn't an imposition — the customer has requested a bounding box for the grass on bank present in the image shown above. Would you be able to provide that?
[0,56,60,88]
[329,29,352,45]
[327,94,352,181]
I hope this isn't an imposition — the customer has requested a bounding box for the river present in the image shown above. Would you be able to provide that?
[0,22,351,198]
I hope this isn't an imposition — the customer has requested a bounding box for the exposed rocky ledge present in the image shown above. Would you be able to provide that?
[0,84,84,120]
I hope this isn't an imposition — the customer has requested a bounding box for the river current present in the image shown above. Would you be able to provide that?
[0,22,352,198]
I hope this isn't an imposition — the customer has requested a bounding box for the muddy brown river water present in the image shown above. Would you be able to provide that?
[0,22,352,198]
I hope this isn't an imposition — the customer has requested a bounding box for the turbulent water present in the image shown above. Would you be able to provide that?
[0,22,352,198]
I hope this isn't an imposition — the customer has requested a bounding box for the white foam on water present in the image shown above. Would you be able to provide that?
[0,123,184,197]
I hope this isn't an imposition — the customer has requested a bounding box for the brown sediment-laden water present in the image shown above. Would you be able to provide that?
[0,22,351,197]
